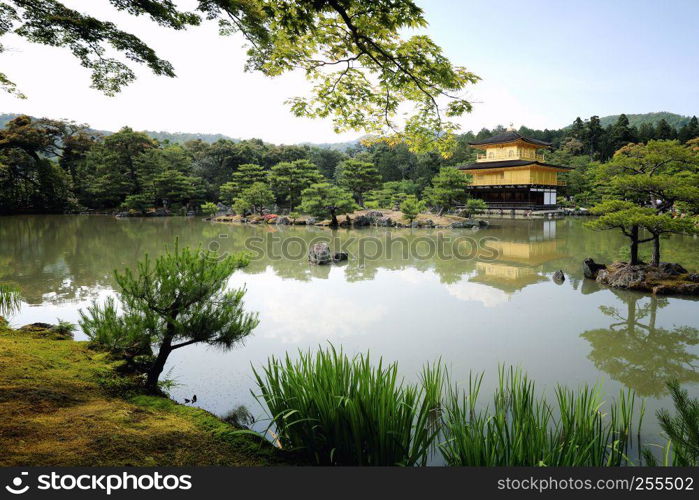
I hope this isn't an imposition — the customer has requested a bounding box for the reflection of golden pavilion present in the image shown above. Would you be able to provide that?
[471,262,548,293]
[487,239,562,266]
[471,220,565,293]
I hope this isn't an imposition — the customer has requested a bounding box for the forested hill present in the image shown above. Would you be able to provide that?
[595,112,692,129]
[2,111,694,151]
[0,113,238,144]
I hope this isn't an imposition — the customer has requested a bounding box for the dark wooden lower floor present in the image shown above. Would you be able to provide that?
[468,186,558,209]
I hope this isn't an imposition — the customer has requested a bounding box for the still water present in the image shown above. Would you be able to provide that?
[2,215,698,449]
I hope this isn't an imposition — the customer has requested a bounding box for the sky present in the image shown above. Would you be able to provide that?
[0,0,697,144]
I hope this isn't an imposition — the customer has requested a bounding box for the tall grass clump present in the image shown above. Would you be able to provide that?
[439,367,641,466]
[0,283,21,317]
[252,346,444,466]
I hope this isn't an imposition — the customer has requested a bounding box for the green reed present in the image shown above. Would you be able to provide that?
[252,345,444,466]
[252,350,645,466]
[439,367,642,466]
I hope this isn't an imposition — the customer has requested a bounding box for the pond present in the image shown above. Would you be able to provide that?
[2,215,699,458]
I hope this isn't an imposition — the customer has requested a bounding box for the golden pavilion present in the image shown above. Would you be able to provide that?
[458,130,572,209]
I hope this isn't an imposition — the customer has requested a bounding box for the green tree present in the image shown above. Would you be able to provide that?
[586,201,654,265]
[152,169,197,209]
[0,115,81,213]
[635,213,697,266]
[83,127,158,207]
[655,119,677,140]
[597,141,699,212]
[79,244,258,392]
[367,179,420,208]
[591,141,699,264]
[200,201,218,217]
[121,193,152,213]
[610,114,636,152]
[423,167,471,214]
[570,117,585,140]
[269,159,322,211]
[400,195,424,224]
[586,115,605,159]
[219,163,268,205]
[309,147,347,179]
[638,122,657,143]
[336,159,381,206]
[300,182,356,227]
[678,116,699,143]
[463,198,488,217]
[1,1,478,155]
[235,182,275,215]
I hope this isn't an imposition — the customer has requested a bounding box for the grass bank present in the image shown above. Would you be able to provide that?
[0,323,292,466]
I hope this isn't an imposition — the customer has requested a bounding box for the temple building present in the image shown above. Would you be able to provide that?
[458,130,572,210]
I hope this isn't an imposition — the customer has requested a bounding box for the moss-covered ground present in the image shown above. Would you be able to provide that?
[0,323,293,466]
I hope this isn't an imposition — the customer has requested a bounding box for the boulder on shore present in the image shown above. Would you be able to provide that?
[552,270,565,284]
[308,242,332,265]
[582,258,607,279]
[596,263,647,290]
[657,262,688,276]
[594,261,699,295]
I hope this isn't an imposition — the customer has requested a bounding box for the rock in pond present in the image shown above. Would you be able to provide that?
[582,258,607,279]
[333,252,349,262]
[309,242,332,265]
[552,270,565,284]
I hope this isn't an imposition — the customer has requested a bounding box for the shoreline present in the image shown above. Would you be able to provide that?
[211,209,490,229]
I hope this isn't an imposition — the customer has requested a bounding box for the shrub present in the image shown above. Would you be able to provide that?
[463,198,488,217]
[121,193,152,213]
[400,195,425,224]
[644,381,699,466]
[200,202,218,217]
[51,319,76,340]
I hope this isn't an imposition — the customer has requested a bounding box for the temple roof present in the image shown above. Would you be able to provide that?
[469,131,552,147]
[458,160,573,171]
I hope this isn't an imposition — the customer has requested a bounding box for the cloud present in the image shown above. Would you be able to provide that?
[241,269,387,343]
[444,278,510,308]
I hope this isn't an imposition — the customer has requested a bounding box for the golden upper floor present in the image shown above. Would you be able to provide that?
[470,131,551,163]
[476,145,546,163]
[468,164,567,187]
[459,131,571,186]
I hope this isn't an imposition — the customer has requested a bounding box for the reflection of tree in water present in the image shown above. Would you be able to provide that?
[0,217,573,304]
[581,291,699,397]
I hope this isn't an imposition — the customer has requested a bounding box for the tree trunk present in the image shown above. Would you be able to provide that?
[329,208,339,228]
[145,336,173,393]
[651,234,661,267]
[629,225,640,265]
